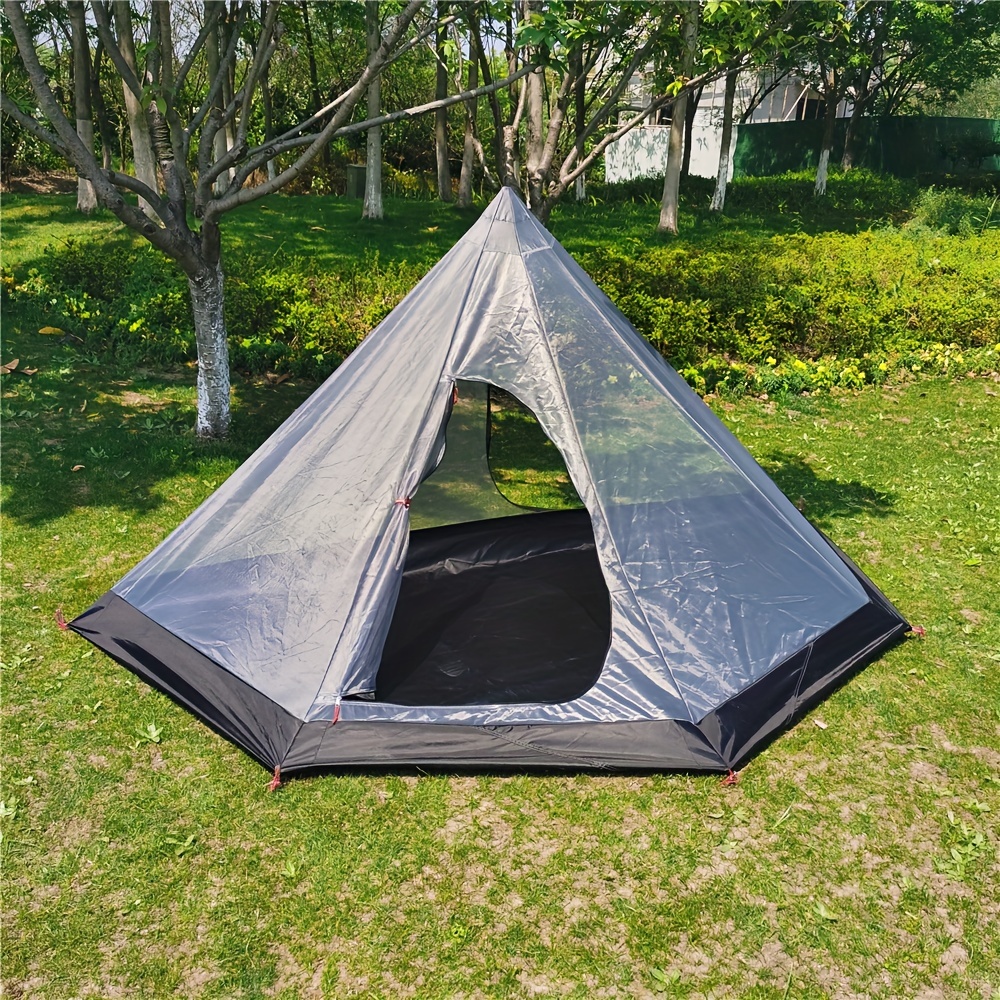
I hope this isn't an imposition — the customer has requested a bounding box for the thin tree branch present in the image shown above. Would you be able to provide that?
[0,92,70,157]
[174,4,223,96]
[207,0,426,218]
[189,4,248,134]
[235,2,281,148]
[232,59,539,189]
[91,1,143,100]
[340,61,540,139]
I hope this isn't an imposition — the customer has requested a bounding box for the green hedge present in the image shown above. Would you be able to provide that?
[6,240,422,379]
[586,228,1000,367]
[5,181,999,398]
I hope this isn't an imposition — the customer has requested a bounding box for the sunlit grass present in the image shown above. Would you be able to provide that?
[2,195,998,998]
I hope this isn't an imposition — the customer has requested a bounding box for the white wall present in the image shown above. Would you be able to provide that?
[604,124,736,183]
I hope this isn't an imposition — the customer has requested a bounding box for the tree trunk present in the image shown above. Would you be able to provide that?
[434,2,452,201]
[710,68,737,214]
[814,82,839,197]
[69,1,97,213]
[572,42,586,202]
[457,22,479,209]
[524,1,544,213]
[657,100,685,233]
[840,74,870,171]
[187,251,231,440]
[363,1,383,219]
[680,84,702,181]
[501,124,520,188]
[90,41,115,170]
[113,1,158,217]
[260,3,277,181]
[658,4,698,233]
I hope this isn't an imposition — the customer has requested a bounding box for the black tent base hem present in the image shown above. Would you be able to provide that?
[70,586,907,775]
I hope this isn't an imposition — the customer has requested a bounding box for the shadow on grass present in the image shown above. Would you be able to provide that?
[1,338,311,528]
[759,451,896,528]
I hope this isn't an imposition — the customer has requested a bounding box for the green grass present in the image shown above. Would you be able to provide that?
[2,194,1000,998]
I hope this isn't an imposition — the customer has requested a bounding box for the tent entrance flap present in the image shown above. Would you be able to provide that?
[372,509,611,706]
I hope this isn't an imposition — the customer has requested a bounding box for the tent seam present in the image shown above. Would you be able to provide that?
[512,203,697,723]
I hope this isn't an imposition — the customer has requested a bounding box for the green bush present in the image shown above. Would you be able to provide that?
[906,186,1000,235]
[10,237,424,379]
[7,189,999,400]
[586,228,1000,369]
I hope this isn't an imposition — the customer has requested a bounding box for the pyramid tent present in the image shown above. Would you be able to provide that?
[71,188,908,775]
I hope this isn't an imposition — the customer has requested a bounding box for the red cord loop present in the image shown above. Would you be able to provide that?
[394,497,411,508]
[721,769,740,787]
[267,766,282,792]
[55,608,68,631]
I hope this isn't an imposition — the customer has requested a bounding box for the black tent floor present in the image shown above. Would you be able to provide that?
[374,508,611,705]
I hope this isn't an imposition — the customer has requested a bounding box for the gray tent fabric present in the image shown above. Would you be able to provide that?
[72,188,907,773]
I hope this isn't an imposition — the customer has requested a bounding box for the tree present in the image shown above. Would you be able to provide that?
[67,1,96,212]
[2,0,536,437]
[709,67,737,213]
[363,0,384,219]
[658,2,698,234]
[791,2,1000,191]
[434,0,452,200]
[509,0,802,224]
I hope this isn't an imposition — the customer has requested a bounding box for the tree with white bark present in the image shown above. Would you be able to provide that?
[67,0,96,212]
[1,0,538,438]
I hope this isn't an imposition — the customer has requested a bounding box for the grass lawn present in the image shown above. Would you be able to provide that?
[2,194,999,999]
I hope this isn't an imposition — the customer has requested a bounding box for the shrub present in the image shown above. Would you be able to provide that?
[11,236,425,379]
[8,190,999,400]
[585,228,1000,368]
[906,186,1000,235]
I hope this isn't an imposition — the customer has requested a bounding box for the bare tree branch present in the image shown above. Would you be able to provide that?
[232,59,540,192]
[208,0,426,218]
[0,92,70,157]
[2,0,197,267]
[91,2,143,100]
[189,4,248,134]
[174,4,224,96]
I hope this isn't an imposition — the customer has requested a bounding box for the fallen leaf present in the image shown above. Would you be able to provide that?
[1,358,19,374]
[309,226,326,232]
[71,465,86,472]
[813,718,828,729]
[38,326,65,335]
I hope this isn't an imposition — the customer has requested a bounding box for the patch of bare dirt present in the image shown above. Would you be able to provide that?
[2,171,76,195]
[263,942,328,998]
[939,940,969,977]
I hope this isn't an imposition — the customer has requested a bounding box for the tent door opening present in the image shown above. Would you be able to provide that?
[372,382,611,707]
